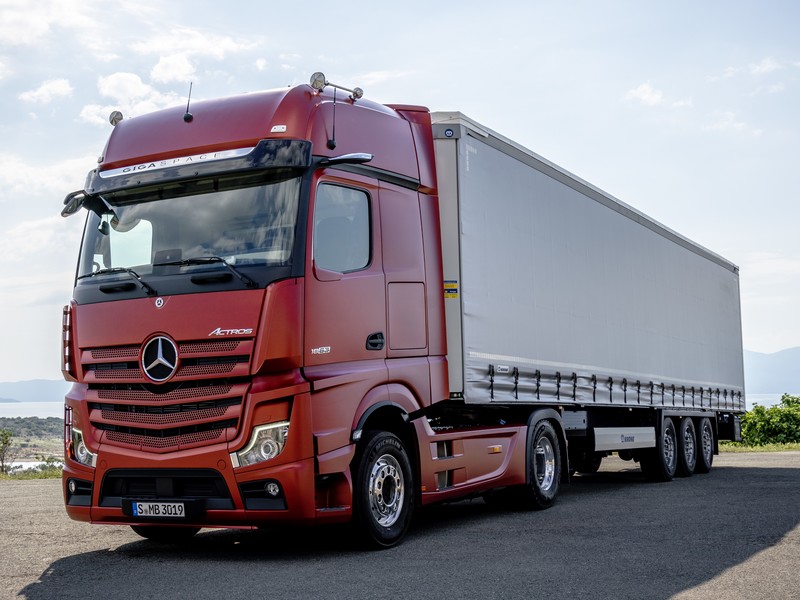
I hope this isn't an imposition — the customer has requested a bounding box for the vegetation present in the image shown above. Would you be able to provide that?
[720,441,800,452]
[0,428,19,474]
[0,455,64,480]
[739,394,800,446]
[0,416,63,463]
[0,416,63,439]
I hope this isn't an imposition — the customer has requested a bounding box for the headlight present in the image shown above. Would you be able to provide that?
[71,428,97,468]
[231,421,289,468]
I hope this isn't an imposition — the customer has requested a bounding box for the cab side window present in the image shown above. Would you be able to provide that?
[313,184,370,273]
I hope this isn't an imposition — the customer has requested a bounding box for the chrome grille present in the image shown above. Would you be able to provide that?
[80,338,253,454]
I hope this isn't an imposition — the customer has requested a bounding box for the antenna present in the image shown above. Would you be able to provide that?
[328,88,337,150]
[183,82,194,123]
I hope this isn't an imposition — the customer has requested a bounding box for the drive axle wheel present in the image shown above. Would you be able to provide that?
[353,431,414,548]
[526,420,561,509]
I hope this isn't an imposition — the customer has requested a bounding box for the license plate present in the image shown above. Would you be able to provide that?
[132,501,185,518]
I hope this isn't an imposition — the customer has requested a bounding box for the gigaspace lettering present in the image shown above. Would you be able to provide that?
[98,147,253,179]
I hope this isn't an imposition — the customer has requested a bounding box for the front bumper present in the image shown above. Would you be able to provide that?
[63,444,318,527]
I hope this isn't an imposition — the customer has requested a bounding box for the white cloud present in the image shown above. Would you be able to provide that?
[750,57,782,75]
[0,0,101,46]
[766,83,785,94]
[79,72,183,124]
[0,153,92,198]
[671,98,693,108]
[18,78,74,104]
[707,111,746,132]
[706,66,740,82]
[0,57,10,80]
[151,54,196,83]
[624,82,664,106]
[0,215,83,264]
[132,28,256,59]
[357,70,415,87]
[706,111,762,136]
[255,58,269,71]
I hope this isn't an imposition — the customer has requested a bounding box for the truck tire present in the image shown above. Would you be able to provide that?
[640,417,677,482]
[352,430,414,549]
[526,420,561,509]
[676,417,697,477]
[694,417,714,474]
[130,525,200,542]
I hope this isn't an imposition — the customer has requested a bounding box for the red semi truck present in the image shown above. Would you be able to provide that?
[60,73,744,547]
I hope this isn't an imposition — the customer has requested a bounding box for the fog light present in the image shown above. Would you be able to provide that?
[265,482,281,497]
[68,479,77,494]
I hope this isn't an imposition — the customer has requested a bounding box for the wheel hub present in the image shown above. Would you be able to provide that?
[368,454,404,527]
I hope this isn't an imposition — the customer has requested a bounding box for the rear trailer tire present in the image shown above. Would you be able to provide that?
[640,417,678,482]
[130,525,200,542]
[353,431,415,549]
[676,417,697,477]
[526,421,561,510]
[694,417,714,474]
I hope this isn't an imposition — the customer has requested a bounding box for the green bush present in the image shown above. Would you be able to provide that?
[740,394,800,445]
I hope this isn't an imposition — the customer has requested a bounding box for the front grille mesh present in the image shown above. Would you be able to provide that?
[106,428,225,449]
[81,338,253,454]
[97,383,234,402]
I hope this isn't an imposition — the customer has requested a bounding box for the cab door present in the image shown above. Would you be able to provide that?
[304,171,387,367]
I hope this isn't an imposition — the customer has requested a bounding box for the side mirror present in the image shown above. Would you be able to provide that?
[61,190,86,217]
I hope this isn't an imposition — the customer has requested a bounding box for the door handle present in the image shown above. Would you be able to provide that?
[366,332,385,351]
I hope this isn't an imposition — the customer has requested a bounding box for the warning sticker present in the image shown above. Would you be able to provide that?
[444,280,459,299]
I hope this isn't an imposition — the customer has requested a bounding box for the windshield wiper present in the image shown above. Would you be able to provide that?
[153,256,258,288]
[77,267,157,296]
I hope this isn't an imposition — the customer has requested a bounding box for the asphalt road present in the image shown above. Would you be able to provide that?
[1,452,799,600]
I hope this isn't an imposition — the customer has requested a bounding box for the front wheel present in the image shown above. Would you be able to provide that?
[352,431,414,549]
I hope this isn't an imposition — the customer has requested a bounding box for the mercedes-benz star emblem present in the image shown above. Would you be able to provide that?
[141,336,179,382]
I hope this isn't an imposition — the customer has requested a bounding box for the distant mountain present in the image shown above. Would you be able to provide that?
[0,397,20,403]
[0,380,72,403]
[744,347,800,395]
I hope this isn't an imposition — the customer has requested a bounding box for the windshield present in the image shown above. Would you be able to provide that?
[77,176,301,280]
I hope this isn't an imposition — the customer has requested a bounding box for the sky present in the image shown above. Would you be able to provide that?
[0,0,798,382]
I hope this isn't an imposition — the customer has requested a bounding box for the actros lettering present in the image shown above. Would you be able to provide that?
[208,327,253,337]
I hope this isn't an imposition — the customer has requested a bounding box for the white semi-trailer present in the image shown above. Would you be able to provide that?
[432,111,744,480]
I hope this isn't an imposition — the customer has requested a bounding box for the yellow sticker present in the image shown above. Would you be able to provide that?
[444,280,459,299]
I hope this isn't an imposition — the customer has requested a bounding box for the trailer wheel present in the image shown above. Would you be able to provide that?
[640,417,677,482]
[352,430,414,548]
[694,417,714,474]
[526,421,561,509]
[130,525,200,542]
[676,417,697,477]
